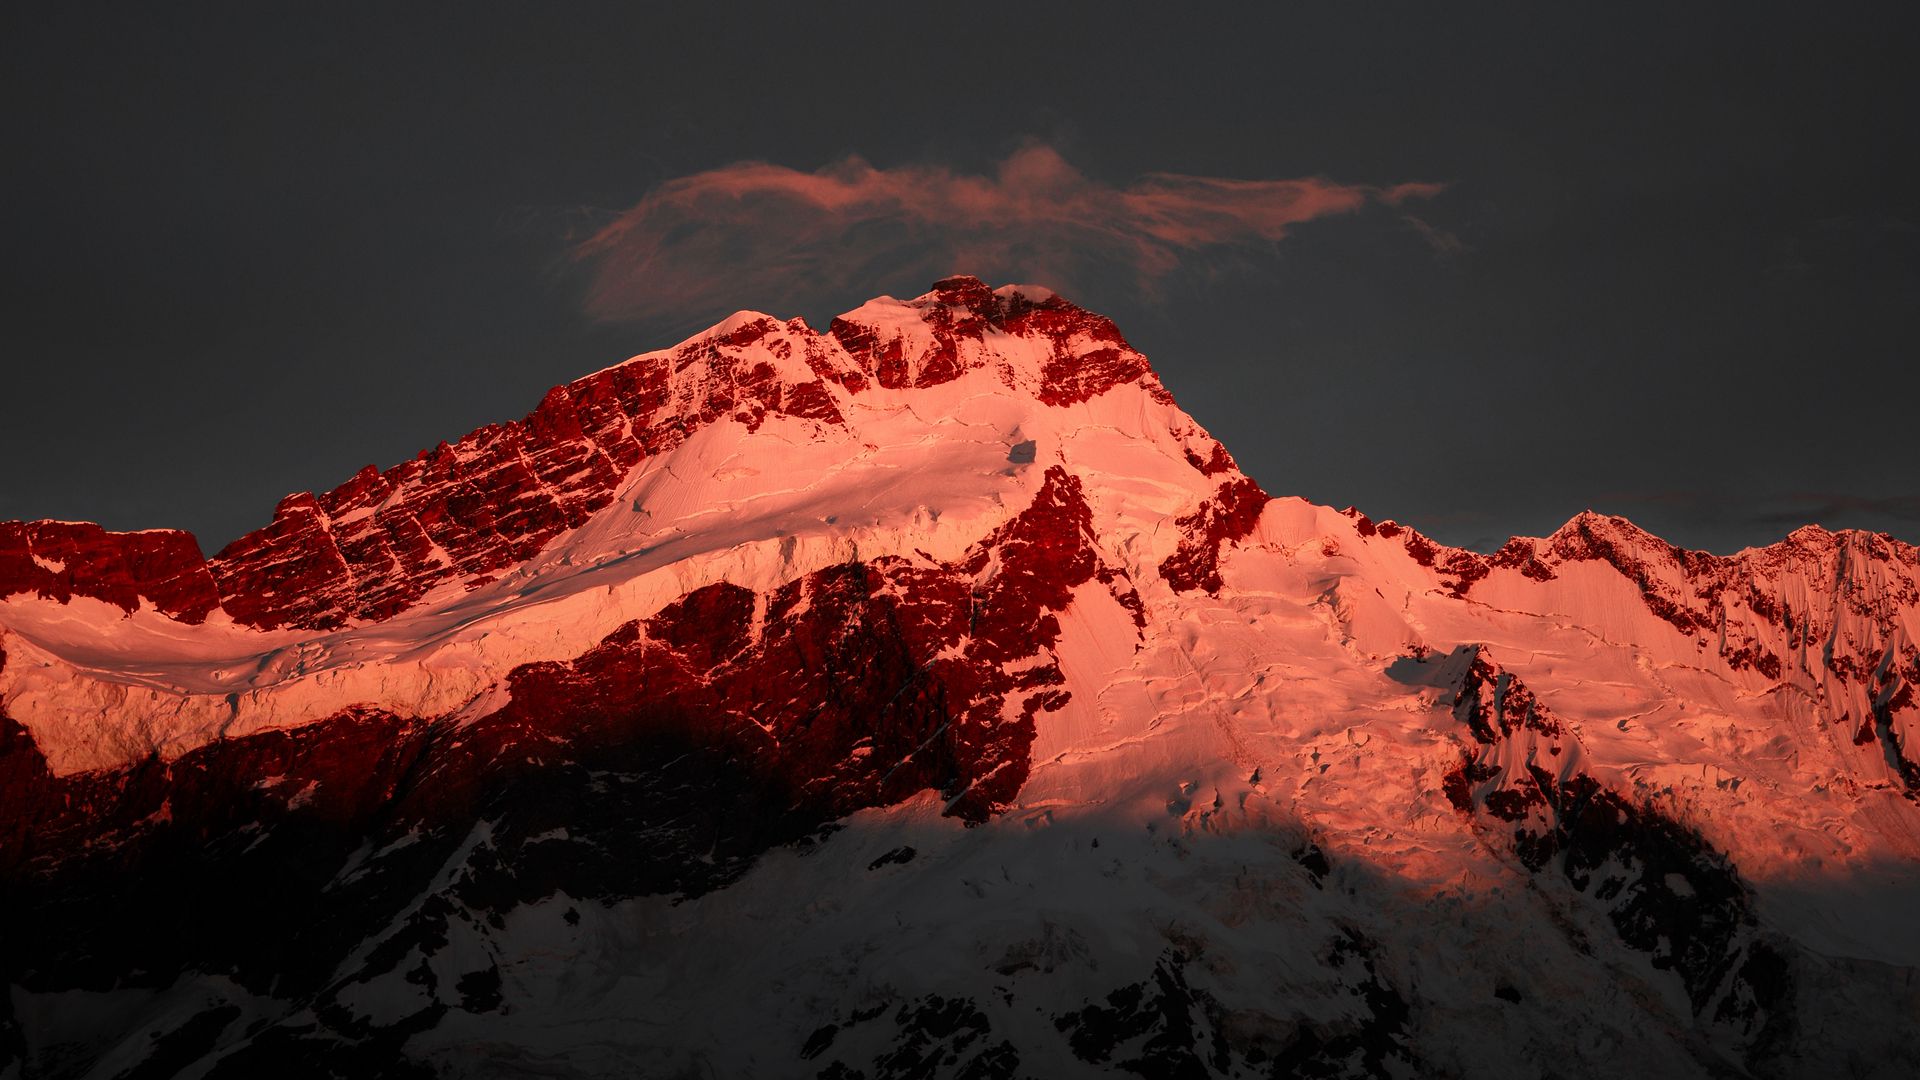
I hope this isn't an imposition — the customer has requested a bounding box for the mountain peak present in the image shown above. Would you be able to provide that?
[6,279,1920,1077]
[927,272,996,302]
[0,280,1187,636]
[828,277,1169,406]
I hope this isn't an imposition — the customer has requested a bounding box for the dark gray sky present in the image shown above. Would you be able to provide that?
[5,4,1916,555]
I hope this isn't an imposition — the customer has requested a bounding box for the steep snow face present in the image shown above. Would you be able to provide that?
[1218,501,1920,967]
[3,278,1919,1077]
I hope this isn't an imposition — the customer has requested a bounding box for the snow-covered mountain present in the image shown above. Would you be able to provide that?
[3,276,1916,1078]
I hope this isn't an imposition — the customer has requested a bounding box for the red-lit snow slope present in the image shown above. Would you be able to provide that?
[3,277,1917,1079]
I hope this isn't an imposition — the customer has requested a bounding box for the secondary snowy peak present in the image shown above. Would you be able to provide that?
[1339,507,1920,681]
[0,277,1173,635]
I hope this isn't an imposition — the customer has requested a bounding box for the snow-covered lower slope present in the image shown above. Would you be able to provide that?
[2,277,1917,1078]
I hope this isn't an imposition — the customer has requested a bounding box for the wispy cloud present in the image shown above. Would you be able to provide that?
[571,144,1441,324]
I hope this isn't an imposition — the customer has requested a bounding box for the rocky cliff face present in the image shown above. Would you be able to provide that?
[2,279,1916,1079]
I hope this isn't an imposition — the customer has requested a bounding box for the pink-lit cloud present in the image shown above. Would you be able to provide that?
[572,145,1442,323]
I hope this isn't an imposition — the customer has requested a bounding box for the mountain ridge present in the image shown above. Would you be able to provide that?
[4,273,1909,637]
[2,277,1917,1078]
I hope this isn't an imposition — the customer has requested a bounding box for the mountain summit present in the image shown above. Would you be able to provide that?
[3,279,1917,1078]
